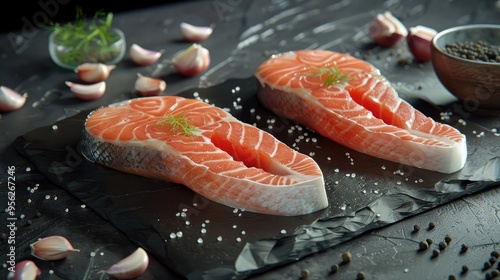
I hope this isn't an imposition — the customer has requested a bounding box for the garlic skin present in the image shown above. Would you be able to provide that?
[407,25,437,62]
[30,235,80,261]
[102,247,149,279]
[65,81,106,101]
[75,63,115,83]
[130,44,164,66]
[172,43,210,77]
[7,260,41,280]
[135,74,167,97]
[180,22,215,42]
[369,11,408,47]
[0,86,27,113]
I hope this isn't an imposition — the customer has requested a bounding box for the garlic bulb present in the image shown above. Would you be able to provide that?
[30,235,80,261]
[172,43,210,77]
[0,86,27,113]
[130,44,164,66]
[369,11,407,47]
[75,63,115,83]
[407,25,437,62]
[101,247,149,279]
[180,22,215,42]
[134,74,167,97]
[66,81,106,101]
[7,260,41,280]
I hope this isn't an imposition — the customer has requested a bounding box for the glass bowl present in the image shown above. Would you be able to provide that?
[49,27,126,70]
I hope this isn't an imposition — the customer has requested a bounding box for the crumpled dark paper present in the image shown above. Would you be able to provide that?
[14,77,500,279]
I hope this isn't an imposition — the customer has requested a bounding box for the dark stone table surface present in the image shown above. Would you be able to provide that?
[1,1,499,279]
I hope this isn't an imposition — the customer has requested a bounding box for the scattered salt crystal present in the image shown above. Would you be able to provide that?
[201,228,207,234]
[170,233,176,239]
[217,236,223,241]
[181,212,187,218]
[20,214,25,219]
[202,223,206,228]
[182,208,188,212]
[176,212,180,217]
[334,168,339,172]
[26,167,31,172]
[65,208,69,212]
[80,204,86,208]
[250,108,255,113]
[404,268,409,273]
[233,208,238,213]
[381,165,386,170]
[235,86,240,91]
[176,231,183,238]
[49,270,54,275]
[53,196,58,200]
[327,157,331,161]
[90,252,96,257]
[241,231,246,235]
[376,213,381,217]
[374,190,379,194]
[281,229,287,234]
[193,203,198,207]
[185,221,190,226]
[351,173,356,178]
[52,125,58,131]
[335,181,339,185]
[309,152,315,156]
[197,238,203,244]
[45,195,50,200]
[27,199,31,203]
[236,237,242,242]
[193,92,199,97]
[362,190,366,194]
[205,220,210,224]
[256,115,261,120]
[340,205,346,210]
[232,225,237,229]
[100,252,104,256]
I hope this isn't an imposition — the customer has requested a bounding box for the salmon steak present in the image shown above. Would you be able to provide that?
[255,50,467,174]
[81,96,327,216]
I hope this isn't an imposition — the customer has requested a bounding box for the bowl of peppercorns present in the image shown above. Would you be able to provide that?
[431,24,500,114]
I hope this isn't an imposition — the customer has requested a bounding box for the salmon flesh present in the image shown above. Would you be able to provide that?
[255,50,467,174]
[81,96,328,216]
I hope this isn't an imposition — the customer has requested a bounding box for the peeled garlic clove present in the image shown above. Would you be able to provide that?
[369,11,408,47]
[130,44,164,66]
[75,63,115,83]
[66,81,106,101]
[172,43,210,77]
[30,235,80,261]
[7,260,41,280]
[0,86,27,113]
[180,22,215,42]
[135,74,167,97]
[102,247,149,279]
[407,25,437,62]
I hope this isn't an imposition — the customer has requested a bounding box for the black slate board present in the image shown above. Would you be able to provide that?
[14,76,500,279]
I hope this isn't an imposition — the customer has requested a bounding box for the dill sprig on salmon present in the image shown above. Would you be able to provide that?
[311,66,350,87]
[156,112,199,136]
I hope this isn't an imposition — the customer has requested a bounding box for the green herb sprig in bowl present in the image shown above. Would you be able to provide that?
[48,8,126,70]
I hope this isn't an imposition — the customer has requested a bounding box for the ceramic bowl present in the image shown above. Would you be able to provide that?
[431,24,500,114]
[49,27,126,70]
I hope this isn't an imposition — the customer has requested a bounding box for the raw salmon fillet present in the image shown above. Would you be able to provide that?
[255,50,467,174]
[81,96,327,216]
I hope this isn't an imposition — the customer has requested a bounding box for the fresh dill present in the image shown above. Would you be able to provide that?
[48,7,120,67]
[156,113,199,136]
[311,66,350,87]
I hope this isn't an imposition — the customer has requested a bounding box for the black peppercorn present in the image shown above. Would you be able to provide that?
[484,261,492,270]
[342,251,352,263]
[426,238,433,245]
[460,244,468,254]
[432,249,440,258]
[444,234,452,244]
[448,275,456,280]
[330,264,339,274]
[419,240,429,251]
[492,251,500,258]
[357,271,365,280]
[413,224,420,233]
[461,265,469,274]
[428,222,436,230]
[300,269,310,279]
[439,241,447,250]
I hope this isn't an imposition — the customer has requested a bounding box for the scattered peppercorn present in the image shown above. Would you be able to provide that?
[484,261,492,270]
[439,241,447,250]
[485,272,492,280]
[419,240,429,251]
[428,222,436,230]
[330,264,339,274]
[432,249,440,258]
[492,251,500,258]
[491,270,499,278]
[444,40,500,63]
[445,235,452,244]
[461,265,469,274]
[342,252,352,263]
[412,224,420,233]
[25,220,32,226]
[0,233,6,241]
[36,211,42,218]
[460,244,469,254]
[448,275,456,280]
[300,269,310,279]
[357,271,365,280]
[490,256,497,264]
[426,238,433,245]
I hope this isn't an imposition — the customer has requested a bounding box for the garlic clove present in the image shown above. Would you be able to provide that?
[172,43,210,77]
[180,22,215,42]
[0,86,28,113]
[130,44,164,66]
[7,260,41,280]
[101,247,149,279]
[369,11,408,47]
[30,235,80,261]
[75,63,116,83]
[65,81,106,101]
[407,25,437,62]
[134,73,167,97]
